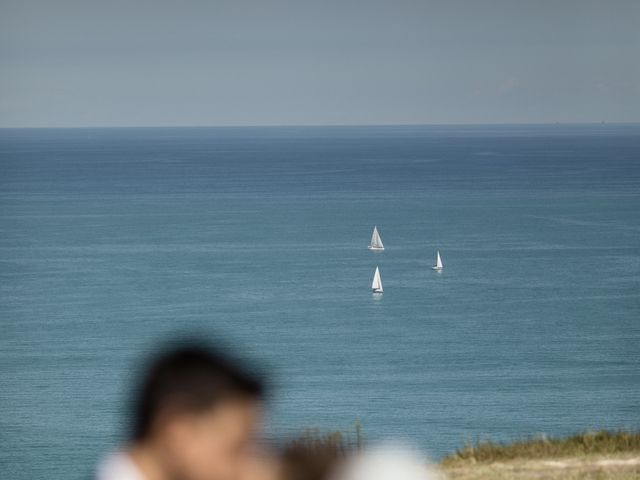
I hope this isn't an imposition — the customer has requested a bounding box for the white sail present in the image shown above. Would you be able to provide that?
[372,266,383,292]
[369,226,384,250]
[433,250,443,270]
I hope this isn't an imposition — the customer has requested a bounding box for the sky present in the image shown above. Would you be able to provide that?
[1,0,639,127]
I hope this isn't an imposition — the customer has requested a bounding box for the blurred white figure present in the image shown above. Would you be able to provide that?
[329,444,442,480]
[96,453,143,480]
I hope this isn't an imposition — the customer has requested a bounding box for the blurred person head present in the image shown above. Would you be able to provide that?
[117,342,265,480]
[279,438,345,480]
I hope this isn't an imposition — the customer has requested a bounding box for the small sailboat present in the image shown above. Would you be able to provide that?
[432,250,443,271]
[371,266,383,293]
[368,226,384,250]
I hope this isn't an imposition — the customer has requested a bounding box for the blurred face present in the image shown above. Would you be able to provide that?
[160,399,261,480]
[237,448,281,480]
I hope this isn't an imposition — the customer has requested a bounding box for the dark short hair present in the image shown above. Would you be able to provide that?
[131,343,265,441]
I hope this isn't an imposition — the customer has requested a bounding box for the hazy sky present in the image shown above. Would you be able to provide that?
[1,0,639,127]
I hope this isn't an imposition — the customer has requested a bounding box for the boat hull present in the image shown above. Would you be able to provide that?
[372,289,383,293]
[368,246,384,251]
[432,266,442,271]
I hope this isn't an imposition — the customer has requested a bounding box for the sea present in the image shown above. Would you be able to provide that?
[1,124,639,479]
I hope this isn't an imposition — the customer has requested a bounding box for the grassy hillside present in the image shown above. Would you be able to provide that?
[440,430,640,480]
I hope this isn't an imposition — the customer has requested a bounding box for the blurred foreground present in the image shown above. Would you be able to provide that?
[292,429,640,480]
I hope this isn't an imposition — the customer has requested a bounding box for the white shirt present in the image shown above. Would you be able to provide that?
[96,452,146,480]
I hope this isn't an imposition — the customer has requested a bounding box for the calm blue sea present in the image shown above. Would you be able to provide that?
[1,124,639,478]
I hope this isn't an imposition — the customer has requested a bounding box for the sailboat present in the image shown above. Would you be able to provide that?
[432,250,443,271]
[371,266,383,293]
[368,226,384,250]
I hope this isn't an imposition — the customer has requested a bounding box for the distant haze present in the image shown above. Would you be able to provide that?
[1,0,639,127]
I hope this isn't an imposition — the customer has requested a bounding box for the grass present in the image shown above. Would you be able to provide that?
[441,458,640,480]
[441,430,640,465]
[440,430,640,480]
